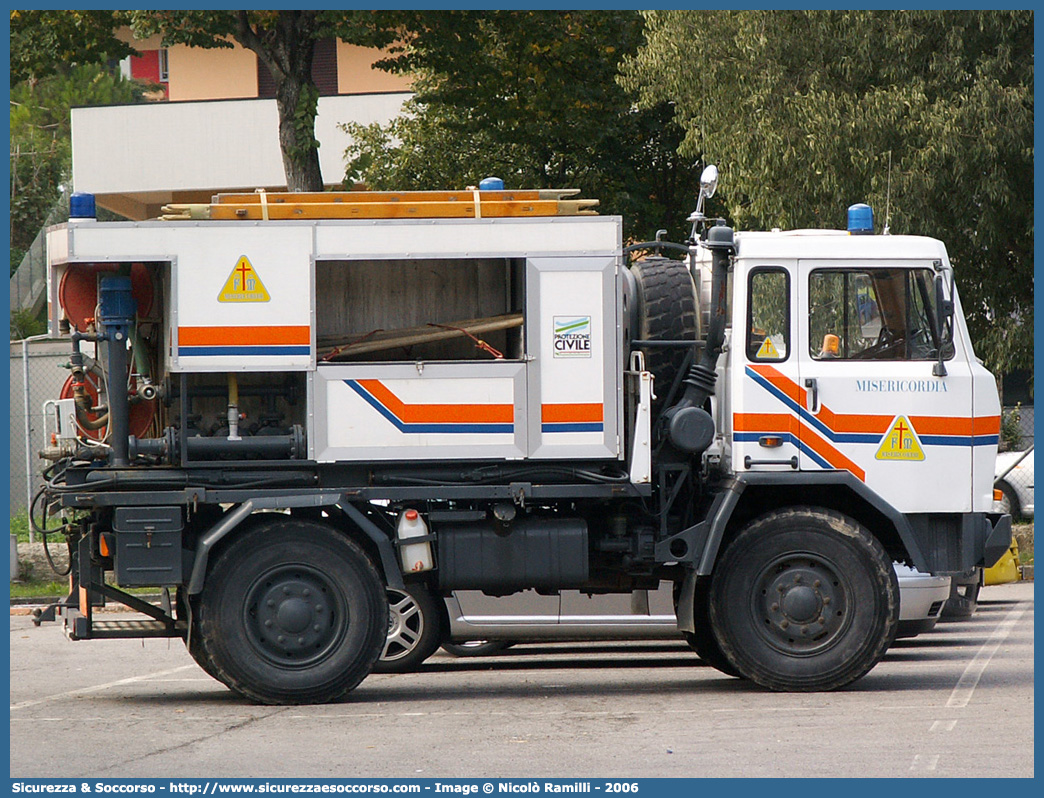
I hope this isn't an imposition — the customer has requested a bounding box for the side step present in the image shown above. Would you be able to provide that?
[65,613,186,640]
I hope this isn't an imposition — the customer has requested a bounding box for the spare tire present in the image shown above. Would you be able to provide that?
[629,256,699,410]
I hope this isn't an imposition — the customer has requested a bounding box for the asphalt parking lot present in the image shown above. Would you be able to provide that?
[9,581,1033,779]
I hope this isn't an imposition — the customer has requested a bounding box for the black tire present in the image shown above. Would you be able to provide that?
[371,584,444,673]
[709,507,899,692]
[683,580,742,678]
[441,640,514,657]
[941,570,981,619]
[629,256,699,410]
[176,588,243,695]
[196,518,387,705]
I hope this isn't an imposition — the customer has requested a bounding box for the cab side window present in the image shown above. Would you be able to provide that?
[747,268,789,362]
[808,268,953,360]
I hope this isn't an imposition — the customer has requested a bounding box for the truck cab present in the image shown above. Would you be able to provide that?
[724,230,999,521]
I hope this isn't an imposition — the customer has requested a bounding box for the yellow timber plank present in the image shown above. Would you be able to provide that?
[195,199,598,221]
[212,189,581,204]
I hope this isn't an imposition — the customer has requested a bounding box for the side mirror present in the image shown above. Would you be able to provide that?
[934,274,954,339]
[699,165,719,199]
[933,273,954,377]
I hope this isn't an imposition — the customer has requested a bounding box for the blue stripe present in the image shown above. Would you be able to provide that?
[921,434,999,447]
[745,367,995,448]
[345,380,513,435]
[542,423,604,433]
[179,345,310,356]
[746,367,839,443]
[733,431,830,469]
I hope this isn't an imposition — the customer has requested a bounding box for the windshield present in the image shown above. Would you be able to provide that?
[809,268,953,361]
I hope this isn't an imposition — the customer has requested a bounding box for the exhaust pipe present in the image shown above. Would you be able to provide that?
[662,223,735,454]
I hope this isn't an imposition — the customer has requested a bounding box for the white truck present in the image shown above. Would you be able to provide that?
[35,169,1010,703]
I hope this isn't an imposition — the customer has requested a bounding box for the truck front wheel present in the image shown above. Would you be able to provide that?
[196,518,387,704]
[708,507,899,691]
[683,580,741,678]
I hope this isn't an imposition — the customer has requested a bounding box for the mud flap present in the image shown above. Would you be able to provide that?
[675,570,697,633]
[982,513,1013,569]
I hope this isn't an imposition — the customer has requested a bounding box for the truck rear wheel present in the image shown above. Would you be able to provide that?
[709,507,899,691]
[629,256,698,409]
[177,588,243,696]
[371,584,444,674]
[196,518,387,705]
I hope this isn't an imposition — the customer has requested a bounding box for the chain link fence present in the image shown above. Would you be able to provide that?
[9,339,72,519]
[10,193,70,316]
[996,405,1033,523]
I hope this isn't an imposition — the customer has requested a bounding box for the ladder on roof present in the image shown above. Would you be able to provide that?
[160,188,599,221]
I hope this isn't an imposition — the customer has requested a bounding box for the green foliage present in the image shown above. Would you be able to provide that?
[10,65,147,270]
[345,11,704,242]
[621,10,1033,373]
[1000,403,1023,452]
[9,10,137,86]
[10,309,47,340]
[287,82,321,161]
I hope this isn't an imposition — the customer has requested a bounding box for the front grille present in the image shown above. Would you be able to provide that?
[928,600,945,618]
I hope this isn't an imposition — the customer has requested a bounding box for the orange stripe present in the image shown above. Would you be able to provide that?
[733,413,793,432]
[750,364,805,404]
[801,426,867,481]
[357,379,513,424]
[541,403,604,423]
[818,407,892,434]
[750,364,994,437]
[179,325,310,346]
[969,415,1002,436]
[735,412,866,481]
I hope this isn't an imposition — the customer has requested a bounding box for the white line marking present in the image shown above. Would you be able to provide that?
[946,602,1029,709]
[929,720,958,732]
[10,664,197,710]
[909,754,940,772]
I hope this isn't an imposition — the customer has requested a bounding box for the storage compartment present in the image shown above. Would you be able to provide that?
[112,506,184,586]
[315,258,525,362]
[436,517,588,591]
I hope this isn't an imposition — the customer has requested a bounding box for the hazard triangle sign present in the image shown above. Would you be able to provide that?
[218,256,270,302]
[756,337,781,359]
[875,415,925,461]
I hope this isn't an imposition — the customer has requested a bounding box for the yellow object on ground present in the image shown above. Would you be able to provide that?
[984,538,1022,585]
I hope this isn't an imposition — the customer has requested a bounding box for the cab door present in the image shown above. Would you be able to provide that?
[730,261,804,475]
[796,261,974,513]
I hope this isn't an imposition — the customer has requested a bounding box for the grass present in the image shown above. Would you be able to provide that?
[10,512,34,543]
[11,580,70,599]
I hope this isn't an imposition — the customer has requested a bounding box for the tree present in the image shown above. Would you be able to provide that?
[10,10,137,87]
[344,11,704,242]
[129,11,396,191]
[10,65,148,272]
[620,10,1033,373]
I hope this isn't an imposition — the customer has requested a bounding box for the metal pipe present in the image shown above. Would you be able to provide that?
[98,276,136,467]
[680,224,735,409]
[227,373,241,441]
[128,426,305,462]
[107,331,130,466]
